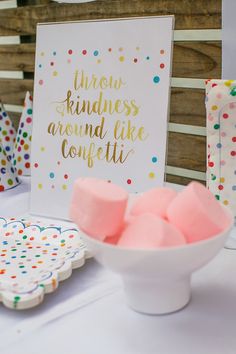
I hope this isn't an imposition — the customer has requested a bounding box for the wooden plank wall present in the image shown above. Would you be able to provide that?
[0,0,222,185]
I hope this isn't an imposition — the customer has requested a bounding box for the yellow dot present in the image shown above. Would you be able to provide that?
[29,136,32,142]
[223,200,229,205]
[136,46,140,51]
[17,156,22,162]
[24,144,29,151]
[97,59,101,64]
[149,172,155,179]
[119,56,125,62]
[40,147,45,152]
[220,177,225,183]
[211,105,218,111]
[40,52,45,57]
[62,184,67,190]
[53,71,58,77]
[38,183,43,189]
[225,80,234,87]
[61,243,65,247]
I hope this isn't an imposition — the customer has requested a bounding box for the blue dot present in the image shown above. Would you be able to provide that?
[146,56,150,60]
[216,143,222,148]
[1,168,6,174]
[152,156,158,163]
[3,112,7,117]
[5,146,10,152]
[45,243,50,246]
[11,256,16,259]
[22,271,27,274]
[153,76,160,84]
[53,51,56,56]
[39,64,42,68]
[93,50,99,56]
[5,262,10,265]
[3,241,8,245]
[232,185,236,191]
[49,172,55,179]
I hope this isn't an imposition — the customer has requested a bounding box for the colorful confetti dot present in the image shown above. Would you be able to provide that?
[127,179,132,185]
[39,80,44,86]
[49,172,55,179]
[93,50,99,56]
[119,56,125,62]
[149,172,155,179]
[153,76,160,84]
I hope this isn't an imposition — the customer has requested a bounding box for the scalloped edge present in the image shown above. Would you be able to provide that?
[0,217,90,310]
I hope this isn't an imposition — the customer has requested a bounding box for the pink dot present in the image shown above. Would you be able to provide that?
[221,132,226,137]
[53,234,58,238]
[26,117,32,124]
[68,49,73,55]
[160,63,165,69]
[230,103,236,109]
[34,163,38,168]
[216,93,222,99]
[212,83,218,88]
[39,80,43,85]
[57,161,60,165]
[69,234,74,238]
[127,179,132,185]
[18,147,21,152]
[82,50,87,55]
[231,151,236,156]
[67,59,71,64]
[208,162,214,167]
[223,113,229,119]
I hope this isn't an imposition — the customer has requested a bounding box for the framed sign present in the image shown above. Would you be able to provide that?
[31,16,174,219]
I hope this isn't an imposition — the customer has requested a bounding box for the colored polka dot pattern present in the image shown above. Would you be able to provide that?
[0,143,20,192]
[0,102,16,161]
[0,216,86,309]
[206,79,236,214]
[12,92,33,176]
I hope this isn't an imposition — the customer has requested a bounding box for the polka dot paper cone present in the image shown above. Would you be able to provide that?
[12,92,33,176]
[0,143,20,191]
[0,102,16,161]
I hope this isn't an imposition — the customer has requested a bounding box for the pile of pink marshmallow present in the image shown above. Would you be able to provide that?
[70,178,231,249]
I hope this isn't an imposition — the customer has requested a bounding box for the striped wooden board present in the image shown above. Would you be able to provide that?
[0,0,222,185]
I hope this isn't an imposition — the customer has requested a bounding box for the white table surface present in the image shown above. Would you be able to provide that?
[1,178,236,354]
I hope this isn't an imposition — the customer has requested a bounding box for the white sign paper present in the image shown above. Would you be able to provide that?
[31,16,174,219]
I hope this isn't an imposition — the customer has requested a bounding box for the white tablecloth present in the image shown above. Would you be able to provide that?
[1,178,236,354]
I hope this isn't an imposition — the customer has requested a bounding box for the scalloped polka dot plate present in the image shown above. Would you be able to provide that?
[0,217,88,309]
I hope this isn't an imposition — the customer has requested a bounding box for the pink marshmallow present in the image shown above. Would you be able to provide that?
[117,213,186,249]
[70,178,128,240]
[166,181,231,243]
[130,187,177,219]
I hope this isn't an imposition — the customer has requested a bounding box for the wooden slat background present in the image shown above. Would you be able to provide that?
[0,0,222,185]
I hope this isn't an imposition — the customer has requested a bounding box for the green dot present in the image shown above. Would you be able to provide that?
[215,195,220,200]
[211,175,216,181]
[22,235,27,239]
[2,130,7,136]
[20,255,26,258]
[8,179,13,186]
[23,132,28,138]
[35,254,40,257]
[16,242,21,245]
[27,109,32,115]
[19,265,24,268]
[17,137,20,142]
[61,239,65,243]
[39,284,45,288]
[214,124,220,130]
[230,87,236,96]
[14,296,21,301]
[11,248,17,251]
